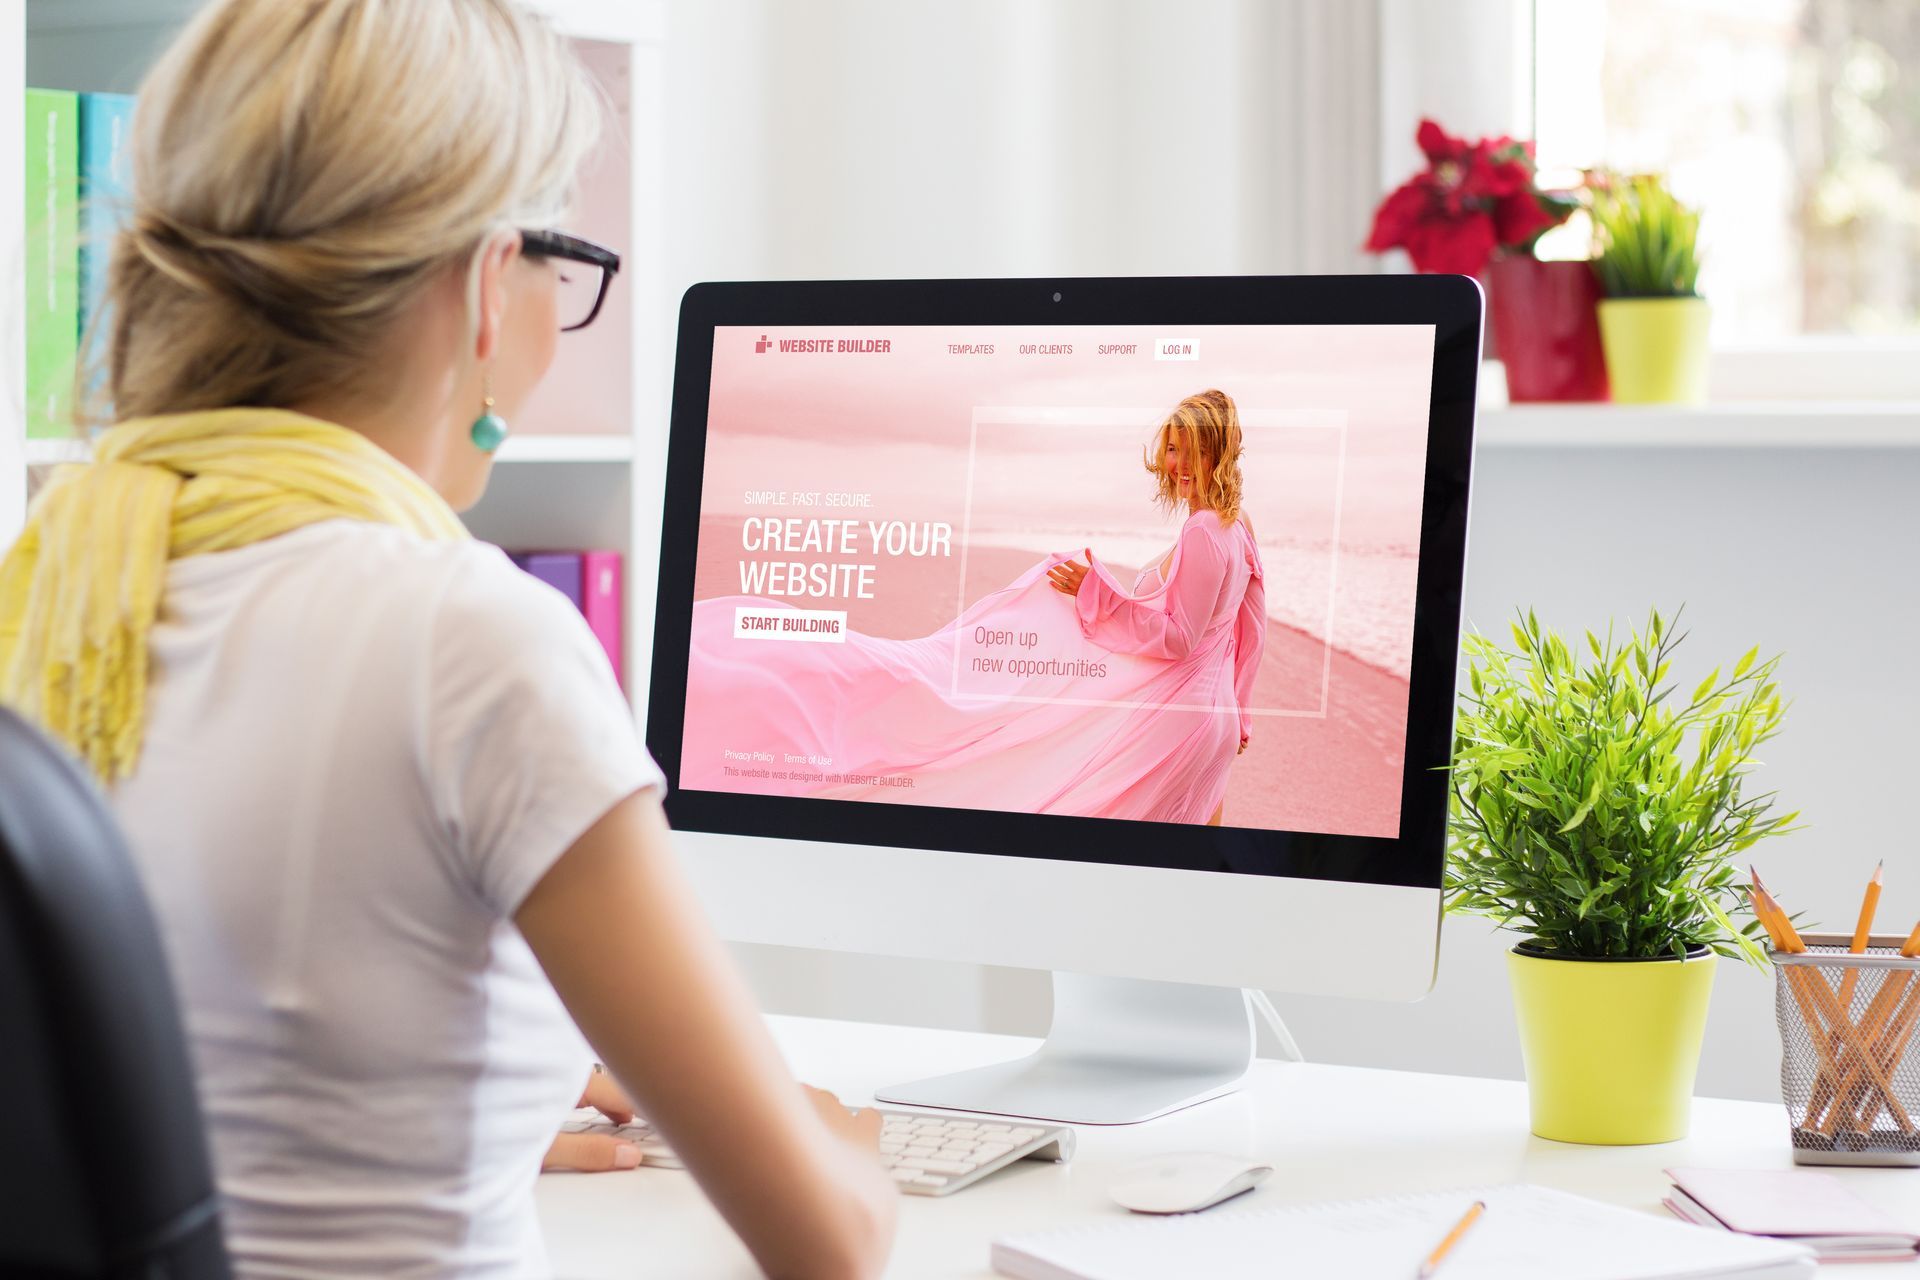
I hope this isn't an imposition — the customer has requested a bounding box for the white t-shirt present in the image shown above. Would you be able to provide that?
[110,520,660,1279]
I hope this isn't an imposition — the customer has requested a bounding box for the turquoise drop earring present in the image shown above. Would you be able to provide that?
[470,370,508,453]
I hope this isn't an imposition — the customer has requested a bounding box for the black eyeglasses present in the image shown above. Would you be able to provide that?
[520,229,621,331]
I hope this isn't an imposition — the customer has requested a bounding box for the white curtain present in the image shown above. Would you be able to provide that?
[665,0,1393,290]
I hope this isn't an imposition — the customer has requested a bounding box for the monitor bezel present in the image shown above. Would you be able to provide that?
[646,275,1481,893]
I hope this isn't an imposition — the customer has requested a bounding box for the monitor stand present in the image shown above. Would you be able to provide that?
[873,972,1259,1125]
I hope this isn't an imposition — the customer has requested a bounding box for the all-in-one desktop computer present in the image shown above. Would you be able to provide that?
[645,275,1481,1124]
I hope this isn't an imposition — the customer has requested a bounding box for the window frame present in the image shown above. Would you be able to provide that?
[1383,0,1920,402]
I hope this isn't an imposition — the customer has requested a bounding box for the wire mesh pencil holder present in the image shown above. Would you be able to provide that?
[1775,933,1920,1166]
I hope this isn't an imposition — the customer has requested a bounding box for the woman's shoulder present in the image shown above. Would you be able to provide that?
[281,519,526,585]
[1180,508,1248,540]
[388,534,618,730]
[247,521,586,643]
[1177,510,1259,572]
[424,539,598,650]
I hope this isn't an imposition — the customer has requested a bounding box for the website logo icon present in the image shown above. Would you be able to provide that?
[755,334,771,354]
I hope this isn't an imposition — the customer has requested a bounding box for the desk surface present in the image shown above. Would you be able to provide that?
[536,1015,1920,1278]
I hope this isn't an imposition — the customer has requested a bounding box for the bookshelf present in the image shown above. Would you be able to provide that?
[4,0,668,708]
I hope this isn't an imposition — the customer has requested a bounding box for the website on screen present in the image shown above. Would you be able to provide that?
[680,324,1434,839]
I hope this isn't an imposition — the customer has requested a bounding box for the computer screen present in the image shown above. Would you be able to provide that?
[671,322,1434,844]
[648,277,1475,1007]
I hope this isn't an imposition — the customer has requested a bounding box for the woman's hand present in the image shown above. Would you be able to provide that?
[1047,558,1088,597]
[542,1065,643,1173]
[520,793,899,1277]
[1238,733,1250,756]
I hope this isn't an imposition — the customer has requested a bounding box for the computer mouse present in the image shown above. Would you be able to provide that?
[1106,1152,1274,1214]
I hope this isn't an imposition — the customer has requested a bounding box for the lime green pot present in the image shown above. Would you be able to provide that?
[1507,943,1717,1144]
[1597,297,1712,404]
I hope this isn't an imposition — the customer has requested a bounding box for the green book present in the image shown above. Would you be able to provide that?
[24,88,79,440]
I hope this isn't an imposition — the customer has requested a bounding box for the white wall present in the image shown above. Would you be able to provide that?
[1377,0,1531,186]
[657,0,1914,1104]
[658,0,1395,1044]
[659,0,1382,295]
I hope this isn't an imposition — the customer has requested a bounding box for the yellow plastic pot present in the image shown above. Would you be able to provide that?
[1597,297,1712,404]
[1507,943,1717,1145]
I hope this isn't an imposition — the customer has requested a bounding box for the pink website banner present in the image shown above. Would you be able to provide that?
[681,324,1434,839]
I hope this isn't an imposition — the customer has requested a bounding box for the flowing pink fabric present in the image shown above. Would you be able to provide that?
[682,511,1266,824]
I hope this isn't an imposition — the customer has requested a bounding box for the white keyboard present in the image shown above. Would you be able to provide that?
[560,1111,683,1169]
[562,1107,1075,1197]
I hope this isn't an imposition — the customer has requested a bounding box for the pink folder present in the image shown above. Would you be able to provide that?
[1666,1167,1920,1263]
[580,550,623,689]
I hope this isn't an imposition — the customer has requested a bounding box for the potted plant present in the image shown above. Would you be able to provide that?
[1365,119,1607,402]
[1591,174,1711,403]
[1448,610,1796,1144]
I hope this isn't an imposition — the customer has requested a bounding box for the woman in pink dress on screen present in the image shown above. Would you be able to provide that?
[1046,388,1266,824]
[681,389,1266,826]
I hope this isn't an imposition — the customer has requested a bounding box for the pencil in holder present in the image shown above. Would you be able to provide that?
[1774,933,1920,1166]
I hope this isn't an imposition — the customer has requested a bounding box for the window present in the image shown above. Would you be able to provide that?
[1533,0,1918,344]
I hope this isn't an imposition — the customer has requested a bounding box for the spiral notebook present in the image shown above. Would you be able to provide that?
[990,1184,1815,1280]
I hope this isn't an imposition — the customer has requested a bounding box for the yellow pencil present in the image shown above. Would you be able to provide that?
[1863,983,1920,1127]
[1750,869,1805,949]
[1754,883,1844,1125]
[1842,920,1920,1132]
[1416,1200,1486,1279]
[1826,979,1912,1131]
[1837,861,1885,1011]
[1758,882,1797,951]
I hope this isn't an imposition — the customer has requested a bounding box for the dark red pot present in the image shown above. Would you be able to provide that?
[1486,255,1610,402]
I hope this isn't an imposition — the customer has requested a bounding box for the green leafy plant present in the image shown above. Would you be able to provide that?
[1591,174,1704,298]
[1447,609,1796,967]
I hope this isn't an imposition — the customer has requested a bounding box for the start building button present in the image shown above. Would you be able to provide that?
[733,606,848,643]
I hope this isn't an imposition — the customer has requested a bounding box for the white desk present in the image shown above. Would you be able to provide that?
[537,1015,1920,1278]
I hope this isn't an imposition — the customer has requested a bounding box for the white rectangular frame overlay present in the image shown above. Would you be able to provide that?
[955,405,1350,719]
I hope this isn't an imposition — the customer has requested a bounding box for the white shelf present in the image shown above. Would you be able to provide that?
[26,434,634,466]
[1478,402,1920,449]
[24,438,88,465]
[495,434,634,464]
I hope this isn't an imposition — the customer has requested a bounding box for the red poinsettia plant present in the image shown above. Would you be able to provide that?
[1366,119,1579,276]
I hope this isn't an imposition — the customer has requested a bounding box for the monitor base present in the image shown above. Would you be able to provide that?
[873,972,1259,1125]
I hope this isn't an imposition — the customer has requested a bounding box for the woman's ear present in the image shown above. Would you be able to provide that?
[471,228,523,363]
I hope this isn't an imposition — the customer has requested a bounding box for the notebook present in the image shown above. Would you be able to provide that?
[990,1184,1815,1280]
[1665,1167,1920,1264]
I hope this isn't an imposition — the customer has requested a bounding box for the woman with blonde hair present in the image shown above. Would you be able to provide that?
[0,1,895,1276]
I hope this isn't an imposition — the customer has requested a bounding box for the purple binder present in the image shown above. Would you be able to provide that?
[521,552,584,609]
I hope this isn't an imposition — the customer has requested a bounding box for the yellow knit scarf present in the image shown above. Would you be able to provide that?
[0,407,468,781]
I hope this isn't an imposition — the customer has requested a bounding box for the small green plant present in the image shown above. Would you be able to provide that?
[1591,174,1703,298]
[1447,609,1796,967]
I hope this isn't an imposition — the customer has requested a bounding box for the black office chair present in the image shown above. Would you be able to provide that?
[0,705,232,1279]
